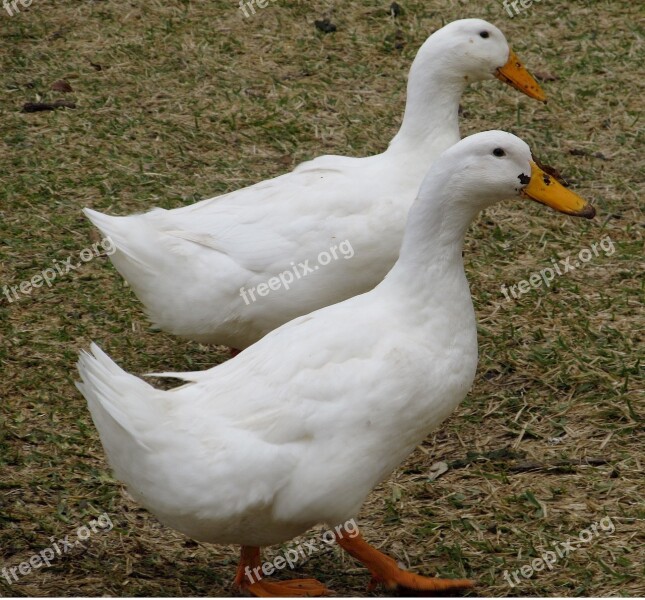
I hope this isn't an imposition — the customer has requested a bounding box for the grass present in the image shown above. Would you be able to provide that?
[0,0,642,596]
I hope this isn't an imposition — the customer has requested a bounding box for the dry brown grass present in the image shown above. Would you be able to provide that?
[0,0,643,597]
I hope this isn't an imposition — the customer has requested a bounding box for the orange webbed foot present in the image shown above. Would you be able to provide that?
[233,546,329,598]
[246,578,329,597]
[335,529,474,595]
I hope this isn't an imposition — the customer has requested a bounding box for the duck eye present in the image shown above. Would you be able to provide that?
[493,148,505,157]
[479,31,489,38]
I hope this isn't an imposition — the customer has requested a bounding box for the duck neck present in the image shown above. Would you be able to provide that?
[386,52,467,161]
[383,171,478,297]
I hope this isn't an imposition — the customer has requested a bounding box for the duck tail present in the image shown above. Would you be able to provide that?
[82,208,195,334]
[84,208,153,268]
[76,343,159,454]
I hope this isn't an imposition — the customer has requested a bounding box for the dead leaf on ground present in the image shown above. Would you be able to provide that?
[51,79,73,92]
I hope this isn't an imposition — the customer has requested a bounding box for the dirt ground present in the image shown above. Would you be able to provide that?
[0,0,642,597]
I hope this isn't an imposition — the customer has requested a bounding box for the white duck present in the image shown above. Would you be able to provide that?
[84,19,546,350]
[77,131,594,597]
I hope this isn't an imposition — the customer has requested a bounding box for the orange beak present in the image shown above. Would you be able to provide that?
[522,161,595,219]
[495,49,547,103]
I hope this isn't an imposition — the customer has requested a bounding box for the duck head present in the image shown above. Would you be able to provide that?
[413,19,546,102]
[430,130,595,219]
[397,131,595,267]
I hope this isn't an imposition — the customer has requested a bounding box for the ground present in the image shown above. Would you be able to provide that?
[0,0,643,597]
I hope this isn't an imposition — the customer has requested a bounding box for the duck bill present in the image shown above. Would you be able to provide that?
[522,161,596,219]
[495,49,547,102]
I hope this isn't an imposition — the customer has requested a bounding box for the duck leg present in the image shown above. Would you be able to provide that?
[233,545,329,597]
[335,529,474,594]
